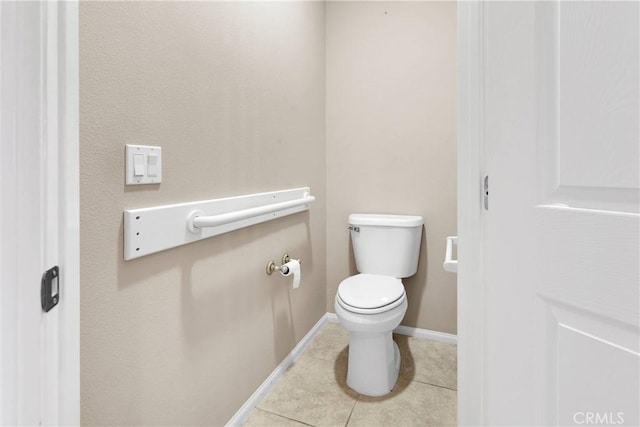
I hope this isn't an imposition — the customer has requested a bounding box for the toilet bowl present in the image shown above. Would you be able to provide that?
[335,214,423,397]
[335,274,408,396]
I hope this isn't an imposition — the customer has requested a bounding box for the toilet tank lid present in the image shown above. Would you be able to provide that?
[349,213,424,227]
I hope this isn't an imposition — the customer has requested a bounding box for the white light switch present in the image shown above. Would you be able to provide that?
[133,154,145,176]
[126,144,162,185]
[147,154,159,177]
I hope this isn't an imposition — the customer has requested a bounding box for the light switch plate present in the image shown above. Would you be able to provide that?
[125,144,162,185]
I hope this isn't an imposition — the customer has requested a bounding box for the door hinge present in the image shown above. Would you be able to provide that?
[41,266,59,312]
[483,175,489,210]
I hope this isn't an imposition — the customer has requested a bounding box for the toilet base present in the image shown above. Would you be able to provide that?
[335,296,407,397]
[346,332,401,396]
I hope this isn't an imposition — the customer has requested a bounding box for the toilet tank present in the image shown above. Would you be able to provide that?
[349,213,424,278]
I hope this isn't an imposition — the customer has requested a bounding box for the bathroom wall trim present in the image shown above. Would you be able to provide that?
[57,2,81,423]
[0,1,80,424]
[394,325,457,344]
[325,313,458,344]
[457,1,485,425]
[225,313,333,427]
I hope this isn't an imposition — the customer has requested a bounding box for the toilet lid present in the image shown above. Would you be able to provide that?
[337,274,405,309]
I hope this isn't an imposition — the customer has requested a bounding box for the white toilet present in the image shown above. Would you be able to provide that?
[335,213,423,397]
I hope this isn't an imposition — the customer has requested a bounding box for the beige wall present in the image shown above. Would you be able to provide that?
[80,2,326,425]
[81,1,457,424]
[326,2,457,333]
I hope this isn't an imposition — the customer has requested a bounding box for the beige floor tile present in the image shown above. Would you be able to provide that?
[304,322,349,364]
[347,378,456,427]
[243,408,310,426]
[396,335,457,390]
[257,353,358,427]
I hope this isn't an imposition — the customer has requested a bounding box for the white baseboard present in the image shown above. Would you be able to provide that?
[394,325,457,344]
[225,313,332,426]
[325,312,339,323]
[326,311,457,343]
[226,312,457,426]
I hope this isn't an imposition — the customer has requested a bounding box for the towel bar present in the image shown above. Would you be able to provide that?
[190,194,315,231]
[124,187,315,260]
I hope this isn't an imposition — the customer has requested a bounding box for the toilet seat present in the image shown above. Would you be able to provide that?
[337,274,406,314]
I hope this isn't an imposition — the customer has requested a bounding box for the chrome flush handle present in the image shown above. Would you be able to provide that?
[347,226,360,232]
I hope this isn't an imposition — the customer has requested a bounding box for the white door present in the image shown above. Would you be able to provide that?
[0,1,79,425]
[483,1,639,425]
[1,2,46,424]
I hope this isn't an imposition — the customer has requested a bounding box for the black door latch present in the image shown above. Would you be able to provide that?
[41,266,59,312]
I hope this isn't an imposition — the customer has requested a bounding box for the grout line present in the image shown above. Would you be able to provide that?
[305,352,343,363]
[255,408,316,427]
[404,377,458,391]
[343,398,359,427]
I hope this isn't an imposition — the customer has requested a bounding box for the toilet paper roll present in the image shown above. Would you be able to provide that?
[280,259,301,289]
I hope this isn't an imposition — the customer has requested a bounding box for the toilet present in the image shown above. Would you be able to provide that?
[335,213,424,397]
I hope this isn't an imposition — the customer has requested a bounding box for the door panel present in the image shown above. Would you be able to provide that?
[537,2,639,212]
[557,316,639,426]
[556,3,639,192]
[484,1,639,425]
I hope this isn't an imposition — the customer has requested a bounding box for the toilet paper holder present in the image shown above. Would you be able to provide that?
[266,253,300,275]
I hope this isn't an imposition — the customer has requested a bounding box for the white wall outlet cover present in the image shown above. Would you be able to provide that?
[125,144,162,185]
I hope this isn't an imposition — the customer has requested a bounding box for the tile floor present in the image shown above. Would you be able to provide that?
[243,322,457,427]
